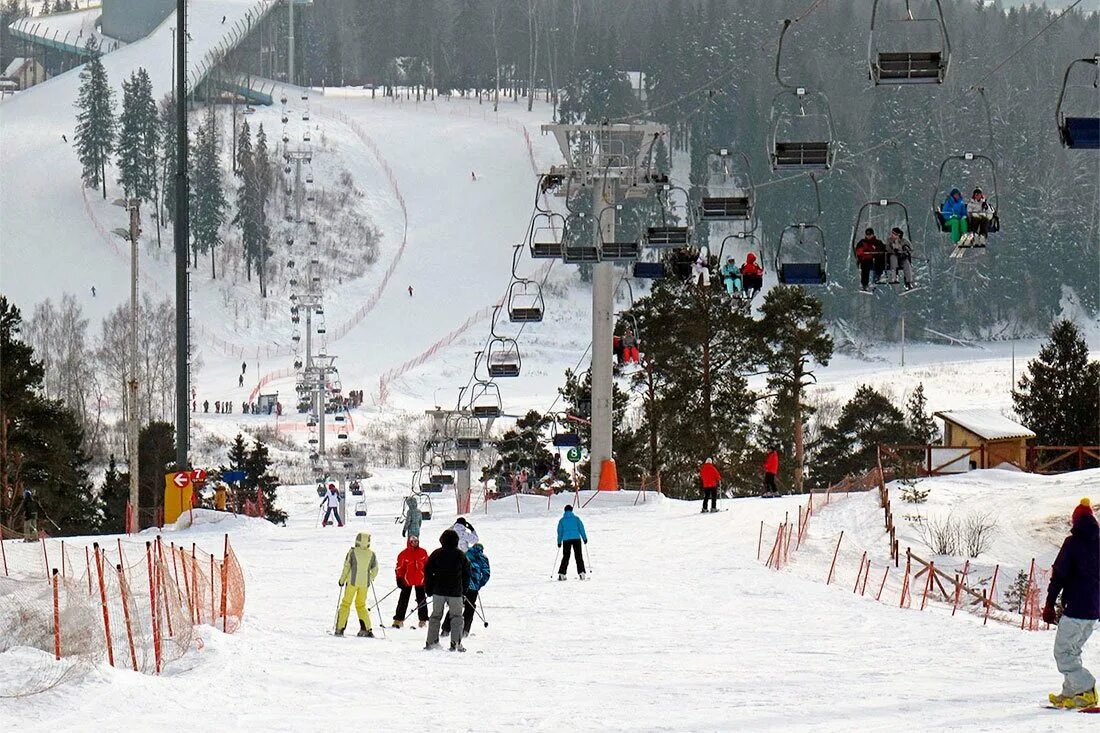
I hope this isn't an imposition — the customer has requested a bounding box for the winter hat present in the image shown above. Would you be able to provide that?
[440,529,459,549]
[949,187,961,196]
[972,187,983,196]
[1072,497,1094,523]
[705,458,713,464]
[864,228,875,236]
[455,517,469,528]
[891,227,903,237]
[564,504,574,512]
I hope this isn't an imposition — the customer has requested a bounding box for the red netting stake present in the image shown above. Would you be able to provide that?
[156,537,174,638]
[983,565,1000,626]
[952,560,970,617]
[179,545,194,625]
[876,566,889,601]
[757,520,764,560]
[146,542,161,674]
[85,546,92,596]
[41,537,49,583]
[93,543,115,667]
[768,525,783,569]
[899,552,911,608]
[221,535,230,632]
[0,532,7,575]
[169,542,183,603]
[853,551,867,593]
[116,563,138,671]
[117,538,127,569]
[1020,558,1036,630]
[861,561,871,596]
[920,561,935,610]
[61,540,66,577]
[796,506,804,547]
[826,531,844,585]
[784,522,794,563]
[209,553,216,624]
[52,568,61,660]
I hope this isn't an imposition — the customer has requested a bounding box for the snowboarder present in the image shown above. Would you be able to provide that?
[762,447,780,497]
[885,227,916,291]
[556,505,588,580]
[855,229,886,292]
[335,532,379,637]
[444,541,490,637]
[1044,498,1098,709]
[20,489,38,542]
[321,484,343,527]
[424,529,471,652]
[621,327,640,364]
[940,188,968,244]
[740,252,764,299]
[402,496,422,538]
[452,517,479,552]
[699,458,721,513]
[393,535,429,628]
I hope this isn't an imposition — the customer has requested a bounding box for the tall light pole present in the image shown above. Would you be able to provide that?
[112,198,141,531]
[174,0,190,471]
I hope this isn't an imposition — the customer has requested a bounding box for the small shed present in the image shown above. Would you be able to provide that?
[3,57,48,90]
[934,409,1036,470]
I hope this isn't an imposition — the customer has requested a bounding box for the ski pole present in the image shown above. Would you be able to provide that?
[551,546,560,580]
[367,585,399,612]
[583,543,593,574]
[369,581,387,638]
[467,593,488,628]
[402,596,431,624]
[332,585,344,634]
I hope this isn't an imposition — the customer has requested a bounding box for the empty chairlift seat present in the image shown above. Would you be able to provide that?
[873,51,945,84]
[633,261,667,279]
[1062,117,1100,149]
[699,196,751,220]
[772,141,830,170]
[645,226,691,248]
[600,240,639,261]
[1057,57,1100,149]
[528,212,566,259]
[779,262,827,285]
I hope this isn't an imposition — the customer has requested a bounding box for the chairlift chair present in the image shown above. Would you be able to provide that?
[932,153,1000,235]
[487,337,521,378]
[350,481,364,496]
[507,278,545,323]
[632,259,667,279]
[453,415,484,450]
[645,186,693,248]
[868,0,951,86]
[776,224,828,285]
[768,88,835,171]
[598,204,640,261]
[850,198,914,271]
[469,381,503,419]
[699,149,756,222]
[551,415,583,449]
[430,472,455,486]
[443,458,469,471]
[353,500,367,517]
[315,485,326,497]
[528,212,567,259]
[1056,56,1100,149]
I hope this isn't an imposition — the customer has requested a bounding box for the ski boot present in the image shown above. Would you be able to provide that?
[418,620,427,629]
[450,642,466,653]
[391,619,404,629]
[557,573,567,581]
[1072,688,1099,708]
[579,572,587,580]
[424,641,441,651]
[333,627,345,637]
[710,507,719,513]
[357,628,374,638]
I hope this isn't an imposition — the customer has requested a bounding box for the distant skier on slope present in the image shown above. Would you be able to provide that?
[424,529,471,652]
[762,447,780,498]
[452,517,479,552]
[335,532,379,637]
[393,535,429,629]
[444,541,490,638]
[402,496,422,538]
[321,484,343,527]
[699,458,721,513]
[1044,498,1098,709]
[408,285,414,297]
[556,505,587,580]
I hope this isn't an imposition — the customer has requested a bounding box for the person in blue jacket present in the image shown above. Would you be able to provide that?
[1044,498,1099,709]
[444,542,490,637]
[940,187,969,244]
[557,505,588,580]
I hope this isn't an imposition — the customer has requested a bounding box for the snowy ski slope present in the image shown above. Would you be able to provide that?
[2,472,1096,731]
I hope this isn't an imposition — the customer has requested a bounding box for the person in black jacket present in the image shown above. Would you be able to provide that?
[424,529,471,652]
[1044,498,1099,709]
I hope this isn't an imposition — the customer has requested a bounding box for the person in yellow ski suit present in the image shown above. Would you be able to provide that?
[336,532,379,637]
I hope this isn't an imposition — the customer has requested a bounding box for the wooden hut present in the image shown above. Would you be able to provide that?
[933,409,1036,470]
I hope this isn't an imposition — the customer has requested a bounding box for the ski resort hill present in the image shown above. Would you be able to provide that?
[3,472,1097,730]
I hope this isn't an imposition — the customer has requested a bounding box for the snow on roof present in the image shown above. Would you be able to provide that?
[3,58,30,78]
[934,409,1036,441]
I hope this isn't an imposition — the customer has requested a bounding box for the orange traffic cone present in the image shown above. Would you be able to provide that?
[597,459,619,491]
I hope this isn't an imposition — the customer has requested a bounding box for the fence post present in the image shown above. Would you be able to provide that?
[952,560,969,617]
[0,531,7,576]
[983,565,1000,626]
[853,551,867,593]
[826,531,844,585]
[85,546,92,596]
[757,520,764,561]
[93,543,115,667]
[876,566,889,601]
[900,550,911,608]
[221,535,230,633]
[1021,558,1036,630]
[146,542,161,674]
[116,563,138,671]
[52,568,61,661]
[920,561,935,611]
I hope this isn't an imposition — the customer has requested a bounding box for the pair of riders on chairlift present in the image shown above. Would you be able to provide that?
[854,227,916,293]
[940,186,996,247]
[719,252,765,300]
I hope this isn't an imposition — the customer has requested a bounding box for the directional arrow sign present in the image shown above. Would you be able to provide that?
[172,472,191,488]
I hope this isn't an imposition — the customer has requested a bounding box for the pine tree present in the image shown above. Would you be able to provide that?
[159,98,179,230]
[815,385,913,487]
[758,286,834,493]
[190,107,227,277]
[235,118,253,178]
[1014,320,1100,445]
[100,454,129,533]
[73,38,116,199]
[905,384,939,444]
[254,124,272,204]
[116,68,158,203]
[490,410,563,487]
[247,439,285,524]
[222,434,251,510]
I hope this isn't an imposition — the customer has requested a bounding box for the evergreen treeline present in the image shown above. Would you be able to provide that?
[285,0,1098,335]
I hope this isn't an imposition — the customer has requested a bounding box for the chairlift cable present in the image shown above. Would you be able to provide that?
[968,0,1084,92]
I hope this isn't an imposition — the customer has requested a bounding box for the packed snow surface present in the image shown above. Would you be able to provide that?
[3,474,1096,731]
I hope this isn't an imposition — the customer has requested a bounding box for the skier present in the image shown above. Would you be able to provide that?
[452,517,479,552]
[215,400,221,414]
[238,374,244,387]
[241,361,247,375]
[402,495,422,538]
[393,535,429,629]
[62,134,68,143]
[855,228,886,292]
[203,399,209,413]
[1044,498,1098,709]
[424,529,471,652]
[762,446,780,497]
[335,532,379,637]
[699,458,721,513]
[556,504,588,580]
[20,489,38,542]
[444,541,490,638]
[408,285,414,297]
[885,227,916,291]
[740,252,764,299]
[940,187,968,244]
[90,285,95,297]
[721,257,743,297]
[321,484,343,527]
[471,171,477,181]
[621,327,640,364]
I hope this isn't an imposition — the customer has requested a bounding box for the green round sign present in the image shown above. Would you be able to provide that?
[566,447,583,464]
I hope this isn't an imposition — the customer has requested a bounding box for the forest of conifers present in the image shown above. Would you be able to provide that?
[276,0,1099,340]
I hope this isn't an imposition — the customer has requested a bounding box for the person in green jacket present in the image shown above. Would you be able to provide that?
[336,532,379,637]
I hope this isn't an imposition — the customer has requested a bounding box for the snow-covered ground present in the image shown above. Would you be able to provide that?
[3,471,1096,730]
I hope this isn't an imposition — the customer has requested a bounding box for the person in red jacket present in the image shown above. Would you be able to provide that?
[392,535,429,628]
[854,228,886,292]
[740,252,764,299]
[699,458,722,513]
[763,447,780,497]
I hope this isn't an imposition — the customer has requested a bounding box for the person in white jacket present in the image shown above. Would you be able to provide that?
[321,484,343,527]
[452,517,479,552]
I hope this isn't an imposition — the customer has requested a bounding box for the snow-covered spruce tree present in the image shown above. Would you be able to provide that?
[99,454,129,534]
[189,108,227,277]
[231,120,271,294]
[116,68,158,203]
[254,124,272,205]
[1013,320,1100,446]
[814,385,912,488]
[158,98,178,229]
[905,384,939,445]
[74,38,116,199]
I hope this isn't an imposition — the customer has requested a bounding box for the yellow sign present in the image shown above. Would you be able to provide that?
[163,472,193,525]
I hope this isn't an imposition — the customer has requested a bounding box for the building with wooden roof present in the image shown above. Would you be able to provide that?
[934,409,1036,470]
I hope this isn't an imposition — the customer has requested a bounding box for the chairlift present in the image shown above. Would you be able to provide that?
[350,481,364,496]
[1056,56,1100,149]
[306,173,315,184]
[776,225,827,285]
[769,88,835,171]
[850,198,912,273]
[291,332,302,342]
[443,458,469,471]
[404,489,433,521]
[528,212,566,259]
[469,381,503,419]
[353,500,367,517]
[430,472,455,486]
[561,212,599,264]
[645,186,692,248]
[334,414,346,423]
[699,149,756,223]
[507,278,545,323]
[487,338,521,378]
[598,204,639,261]
[868,0,950,86]
[303,112,310,121]
[303,132,311,143]
[337,432,348,440]
[453,415,484,450]
[932,153,1000,238]
[632,260,667,279]
[551,414,583,449]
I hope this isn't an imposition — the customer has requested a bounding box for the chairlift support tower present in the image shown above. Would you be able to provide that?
[541,122,668,490]
[285,148,311,222]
